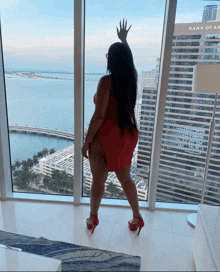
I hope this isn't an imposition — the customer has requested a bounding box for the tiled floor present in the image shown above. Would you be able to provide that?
[0,200,196,271]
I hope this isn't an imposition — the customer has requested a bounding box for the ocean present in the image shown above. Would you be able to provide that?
[4,70,140,165]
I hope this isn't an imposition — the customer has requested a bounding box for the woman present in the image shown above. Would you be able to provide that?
[82,19,144,235]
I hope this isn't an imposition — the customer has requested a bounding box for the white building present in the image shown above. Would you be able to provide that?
[33,145,148,200]
[141,70,157,88]
[140,58,160,96]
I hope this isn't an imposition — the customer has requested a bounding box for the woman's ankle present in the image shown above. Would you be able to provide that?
[90,212,98,217]
[133,213,141,218]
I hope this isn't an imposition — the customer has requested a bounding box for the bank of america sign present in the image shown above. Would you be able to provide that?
[189,25,220,31]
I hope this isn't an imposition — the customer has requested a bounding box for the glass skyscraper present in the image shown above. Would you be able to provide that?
[202,5,220,22]
[137,21,220,204]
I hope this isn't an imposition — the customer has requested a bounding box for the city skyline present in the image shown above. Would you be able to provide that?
[1,0,219,73]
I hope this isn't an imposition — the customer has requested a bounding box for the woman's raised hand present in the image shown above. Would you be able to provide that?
[116,18,132,41]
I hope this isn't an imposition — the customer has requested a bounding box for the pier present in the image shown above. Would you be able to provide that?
[9,125,84,141]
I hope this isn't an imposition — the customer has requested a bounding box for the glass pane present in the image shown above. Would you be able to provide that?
[1,1,74,195]
[156,1,220,205]
[84,0,166,201]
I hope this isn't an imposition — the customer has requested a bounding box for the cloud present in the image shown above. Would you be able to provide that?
[2,34,73,50]
[1,0,38,17]
[2,9,205,70]
[2,34,73,63]
[1,0,20,10]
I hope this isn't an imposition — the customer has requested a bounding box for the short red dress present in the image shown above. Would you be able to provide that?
[93,89,138,172]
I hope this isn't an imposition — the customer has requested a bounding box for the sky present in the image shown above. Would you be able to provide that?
[1,0,219,74]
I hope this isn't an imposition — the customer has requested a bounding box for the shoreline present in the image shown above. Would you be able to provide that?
[5,71,73,80]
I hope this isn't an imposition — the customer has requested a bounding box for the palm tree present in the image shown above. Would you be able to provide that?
[59,171,70,194]
[31,172,38,188]
[14,159,21,169]
[42,148,48,157]
[51,169,61,193]
[37,151,44,158]
[11,164,16,172]
[49,148,56,155]
[14,174,26,189]
[58,171,65,193]
[33,173,43,191]
[32,155,38,165]
[43,175,51,190]
[106,182,120,197]
[26,158,34,169]
[13,169,20,178]
[117,190,126,199]
[66,174,74,193]
[21,160,28,170]
[48,180,56,191]
[14,168,33,189]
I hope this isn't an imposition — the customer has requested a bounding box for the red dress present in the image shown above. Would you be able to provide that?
[93,89,138,172]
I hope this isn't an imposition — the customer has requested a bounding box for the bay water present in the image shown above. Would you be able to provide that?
[4,70,140,165]
[5,70,103,165]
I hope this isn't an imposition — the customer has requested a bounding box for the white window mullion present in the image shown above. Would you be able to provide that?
[74,0,85,205]
[0,21,13,200]
[148,0,177,211]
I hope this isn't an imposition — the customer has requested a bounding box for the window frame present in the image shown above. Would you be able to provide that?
[0,0,198,213]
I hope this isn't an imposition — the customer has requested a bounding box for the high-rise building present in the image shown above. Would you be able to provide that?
[170,21,220,91]
[140,58,160,97]
[143,59,159,85]
[141,70,157,88]
[202,5,220,22]
[136,21,220,204]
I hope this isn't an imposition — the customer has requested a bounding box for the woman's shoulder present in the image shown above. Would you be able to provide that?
[101,74,112,80]
[101,74,113,90]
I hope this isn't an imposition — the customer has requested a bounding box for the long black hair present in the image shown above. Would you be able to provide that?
[106,42,139,139]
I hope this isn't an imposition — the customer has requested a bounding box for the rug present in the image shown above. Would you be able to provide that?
[0,230,141,271]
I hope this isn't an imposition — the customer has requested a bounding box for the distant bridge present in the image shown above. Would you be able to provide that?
[9,125,88,141]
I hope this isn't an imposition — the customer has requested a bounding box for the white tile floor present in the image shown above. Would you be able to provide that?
[0,200,197,271]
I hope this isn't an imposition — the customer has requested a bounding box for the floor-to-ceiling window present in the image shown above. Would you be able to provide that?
[83,0,166,201]
[1,0,74,196]
[155,0,220,206]
[2,0,218,209]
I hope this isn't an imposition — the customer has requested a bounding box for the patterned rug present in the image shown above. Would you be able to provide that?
[0,230,141,271]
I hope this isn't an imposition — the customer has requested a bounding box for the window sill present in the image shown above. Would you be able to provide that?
[3,192,198,213]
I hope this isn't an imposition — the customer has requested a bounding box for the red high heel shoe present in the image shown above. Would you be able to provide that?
[128,214,144,235]
[86,212,99,234]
